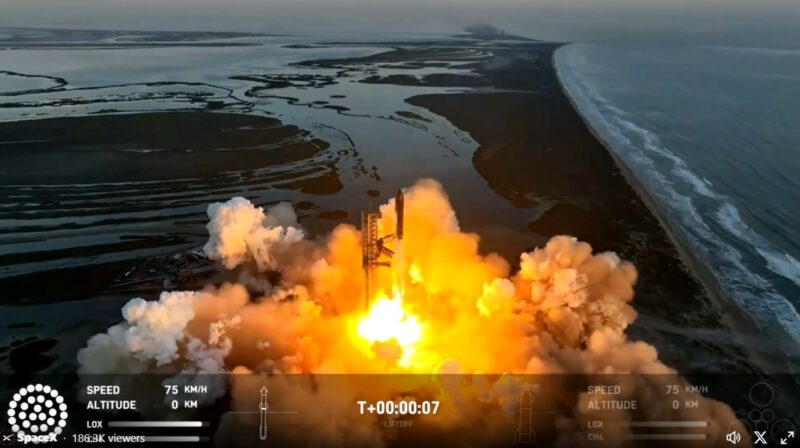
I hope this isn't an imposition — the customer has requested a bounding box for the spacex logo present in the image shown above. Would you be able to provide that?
[6,384,68,444]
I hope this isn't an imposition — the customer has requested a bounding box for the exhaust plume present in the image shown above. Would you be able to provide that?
[78,178,747,447]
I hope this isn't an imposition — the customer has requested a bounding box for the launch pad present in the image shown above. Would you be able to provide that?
[361,190,404,310]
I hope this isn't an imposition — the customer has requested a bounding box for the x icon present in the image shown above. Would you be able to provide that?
[754,431,768,445]
[0,430,15,445]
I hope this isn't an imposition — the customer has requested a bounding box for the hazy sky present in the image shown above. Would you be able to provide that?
[1,0,798,48]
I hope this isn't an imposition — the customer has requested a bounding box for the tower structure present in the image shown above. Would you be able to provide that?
[361,190,405,310]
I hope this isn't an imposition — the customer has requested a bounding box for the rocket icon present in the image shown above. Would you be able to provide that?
[259,386,269,440]
[515,389,535,443]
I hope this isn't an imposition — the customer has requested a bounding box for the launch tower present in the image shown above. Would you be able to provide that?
[361,190,404,310]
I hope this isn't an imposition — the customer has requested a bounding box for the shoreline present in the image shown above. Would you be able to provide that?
[551,45,797,379]
[400,41,769,381]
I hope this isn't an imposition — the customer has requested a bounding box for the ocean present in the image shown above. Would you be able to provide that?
[555,43,800,368]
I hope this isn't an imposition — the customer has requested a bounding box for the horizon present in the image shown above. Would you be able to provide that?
[1,0,799,49]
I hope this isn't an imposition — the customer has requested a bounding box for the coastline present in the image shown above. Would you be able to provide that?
[551,44,799,383]
[399,41,776,386]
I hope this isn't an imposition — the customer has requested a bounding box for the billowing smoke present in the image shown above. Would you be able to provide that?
[77,290,238,374]
[203,197,304,272]
[77,178,748,447]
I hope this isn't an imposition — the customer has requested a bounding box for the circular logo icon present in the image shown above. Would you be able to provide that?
[6,384,67,443]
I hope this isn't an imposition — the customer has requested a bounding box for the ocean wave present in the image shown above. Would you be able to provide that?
[716,203,800,285]
[758,248,800,288]
[554,44,800,353]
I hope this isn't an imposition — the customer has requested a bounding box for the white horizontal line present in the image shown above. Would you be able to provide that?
[143,436,202,443]
[616,434,708,440]
[620,421,709,428]
[108,421,204,428]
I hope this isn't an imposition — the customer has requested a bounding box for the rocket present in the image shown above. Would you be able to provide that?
[259,386,268,440]
[395,189,404,240]
[395,190,405,295]
[514,389,535,443]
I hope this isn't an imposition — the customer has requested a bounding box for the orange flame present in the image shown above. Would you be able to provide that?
[408,264,423,285]
[355,291,422,368]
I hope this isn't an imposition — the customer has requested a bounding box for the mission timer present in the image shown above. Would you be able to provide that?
[357,400,440,415]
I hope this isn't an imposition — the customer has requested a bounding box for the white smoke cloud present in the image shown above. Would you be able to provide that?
[203,197,304,272]
[77,291,195,373]
[518,236,637,347]
[77,287,245,375]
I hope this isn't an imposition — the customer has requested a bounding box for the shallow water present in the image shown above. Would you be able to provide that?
[0,28,533,290]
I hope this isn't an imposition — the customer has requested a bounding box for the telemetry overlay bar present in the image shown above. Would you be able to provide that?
[142,436,208,443]
[621,420,709,428]
[108,421,206,428]
[616,434,708,440]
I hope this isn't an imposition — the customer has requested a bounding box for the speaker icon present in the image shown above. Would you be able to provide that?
[726,430,742,445]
